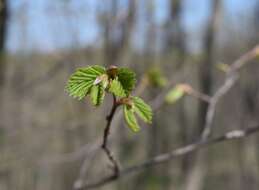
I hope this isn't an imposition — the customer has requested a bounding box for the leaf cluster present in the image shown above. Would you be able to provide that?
[66,65,152,132]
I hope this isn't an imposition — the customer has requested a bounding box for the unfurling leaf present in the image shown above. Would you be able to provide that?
[132,96,152,123]
[117,68,136,95]
[147,67,168,87]
[90,85,105,106]
[109,79,126,97]
[123,105,140,132]
[165,85,185,104]
[216,63,230,73]
[66,65,105,100]
[122,96,153,132]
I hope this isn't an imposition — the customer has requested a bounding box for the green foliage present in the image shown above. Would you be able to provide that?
[108,79,126,97]
[117,68,136,95]
[90,85,105,106]
[66,65,153,133]
[147,67,168,87]
[132,96,152,123]
[122,96,152,132]
[66,65,105,100]
[123,105,140,132]
[216,63,230,73]
[165,85,185,104]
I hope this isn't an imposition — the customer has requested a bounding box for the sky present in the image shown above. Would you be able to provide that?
[6,0,258,53]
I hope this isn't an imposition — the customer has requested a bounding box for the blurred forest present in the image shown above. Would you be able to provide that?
[0,0,259,190]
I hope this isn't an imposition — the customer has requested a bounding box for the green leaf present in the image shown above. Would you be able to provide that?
[117,68,136,95]
[165,85,185,104]
[90,85,105,106]
[123,105,140,132]
[66,65,105,100]
[109,79,126,97]
[216,63,230,73]
[147,67,168,87]
[132,96,152,123]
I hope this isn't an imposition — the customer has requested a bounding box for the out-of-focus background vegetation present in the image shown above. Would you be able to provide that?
[0,0,259,189]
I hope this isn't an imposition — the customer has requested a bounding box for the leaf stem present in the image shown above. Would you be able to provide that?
[101,94,120,176]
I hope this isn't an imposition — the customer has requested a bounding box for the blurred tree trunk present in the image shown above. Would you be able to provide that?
[116,0,136,66]
[184,1,221,190]
[102,0,118,66]
[102,0,136,66]
[237,80,259,190]
[166,0,185,55]
[197,0,221,134]
[166,0,189,189]
[0,0,9,189]
[0,0,8,86]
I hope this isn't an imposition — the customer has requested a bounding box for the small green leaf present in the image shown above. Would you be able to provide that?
[117,68,136,95]
[66,65,105,100]
[132,96,152,123]
[147,67,168,87]
[90,85,105,106]
[123,105,140,132]
[109,79,126,97]
[165,85,185,104]
[216,63,230,73]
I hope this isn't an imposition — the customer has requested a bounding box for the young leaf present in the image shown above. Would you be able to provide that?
[66,65,105,100]
[216,63,230,73]
[123,105,140,132]
[165,85,185,104]
[117,68,136,95]
[109,79,126,97]
[132,96,152,123]
[147,67,168,87]
[90,85,105,106]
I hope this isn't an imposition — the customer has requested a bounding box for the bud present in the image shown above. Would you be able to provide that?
[106,65,118,79]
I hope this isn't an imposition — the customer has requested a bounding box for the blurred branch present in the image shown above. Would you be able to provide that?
[79,124,259,189]
[201,45,259,140]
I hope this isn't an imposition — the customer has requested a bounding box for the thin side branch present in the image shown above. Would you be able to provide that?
[80,125,259,189]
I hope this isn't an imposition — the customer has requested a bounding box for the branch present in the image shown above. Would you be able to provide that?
[79,125,259,189]
[201,45,259,140]
[101,94,120,177]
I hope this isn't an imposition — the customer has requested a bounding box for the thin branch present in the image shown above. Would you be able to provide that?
[201,45,259,140]
[79,125,259,189]
[101,94,120,177]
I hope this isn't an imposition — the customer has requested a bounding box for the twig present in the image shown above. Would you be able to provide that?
[79,125,259,189]
[201,45,259,140]
[101,94,120,177]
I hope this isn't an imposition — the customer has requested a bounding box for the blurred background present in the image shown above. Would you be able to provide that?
[0,0,259,189]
